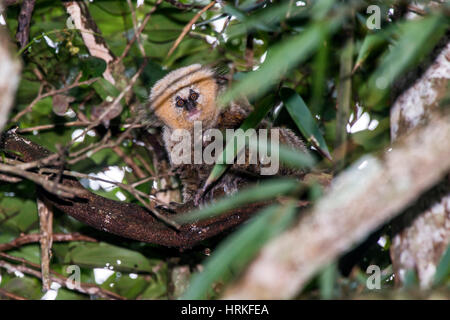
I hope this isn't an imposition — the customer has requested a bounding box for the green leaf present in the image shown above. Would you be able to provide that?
[64,242,159,273]
[219,5,343,106]
[8,245,41,265]
[366,14,447,105]
[248,138,316,170]
[101,272,149,299]
[175,178,299,224]
[202,95,276,191]
[223,5,247,21]
[0,195,38,234]
[33,97,53,116]
[319,262,337,299]
[91,78,120,100]
[220,22,327,106]
[1,276,42,299]
[280,87,331,160]
[310,38,329,114]
[278,144,316,169]
[225,2,290,38]
[403,269,418,289]
[353,30,391,73]
[182,202,297,299]
[139,267,168,299]
[80,56,107,79]
[434,244,450,286]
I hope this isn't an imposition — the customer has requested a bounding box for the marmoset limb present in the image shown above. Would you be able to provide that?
[149,64,309,204]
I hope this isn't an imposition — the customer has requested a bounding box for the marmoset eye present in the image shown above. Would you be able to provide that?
[189,90,199,101]
[175,96,185,107]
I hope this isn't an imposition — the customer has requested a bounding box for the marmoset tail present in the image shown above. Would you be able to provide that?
[149,64,309,204]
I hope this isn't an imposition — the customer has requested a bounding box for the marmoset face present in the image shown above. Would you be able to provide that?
[150,64,219,131]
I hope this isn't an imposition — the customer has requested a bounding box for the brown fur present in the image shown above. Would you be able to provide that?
[150,64,219,131]
[149,64,308,204]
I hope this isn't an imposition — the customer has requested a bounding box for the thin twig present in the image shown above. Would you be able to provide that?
[0,173,22,183]
[408,5,427,16]
[126,0,146,57]
[70,62,146,144]
[15,153,60,171]
[15,0,36,49]
[37,198,53,292]
[117,0,163,63]
[112,145,147,179]
[212,15,231,49]
[165,0,207,10]
[37,168,173,208]
[12,77,99,123]
[0,288,27,300]
[0,259,124,300]
[167,1,216,58]
[135,153,156,176]
[1,131,264,248]
[17,121,92,133]
[0,233,97,252]
[0,163,86,198]
[69,130,112,158]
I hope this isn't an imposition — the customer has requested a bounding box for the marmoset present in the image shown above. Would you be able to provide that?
[149,64,308,204]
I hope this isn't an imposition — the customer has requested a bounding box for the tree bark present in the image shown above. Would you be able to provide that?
[0,28,21,132]
[389,38,450,288]
[223,110,450,299]
[0,131,266,248]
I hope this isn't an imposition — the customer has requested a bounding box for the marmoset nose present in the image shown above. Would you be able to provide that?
[185,100,197,111]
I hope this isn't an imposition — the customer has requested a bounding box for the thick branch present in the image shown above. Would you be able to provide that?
[63,1,118,85]
[224,110,450,299]
[0,28,21,131]
[0,132,263,249]
[390,38,450,288]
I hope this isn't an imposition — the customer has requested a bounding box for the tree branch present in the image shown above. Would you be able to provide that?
[167,1,216,57]
[0,233,97,252]
[37,197,53,292]
[63,1,117,84]
[0,28,21,131]
[224,110,450,299]
[0,132,264,248]
[389,38,450,288]
[0,258,124,300]
[15,0,35,49]
[165,0,207,10]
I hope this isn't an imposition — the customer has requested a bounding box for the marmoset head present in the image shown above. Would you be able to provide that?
[149,64,219,131]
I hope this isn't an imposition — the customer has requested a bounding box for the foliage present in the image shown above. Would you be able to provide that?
[0,0,448,300]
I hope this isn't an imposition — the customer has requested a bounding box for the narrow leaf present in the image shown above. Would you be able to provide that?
[175,178,299,224]
[181,202,297,299]
[367,14,446,105]
[280,87,331,160]
[353,30,390,73]
[434,244,450,286]
[202,95,276,191]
